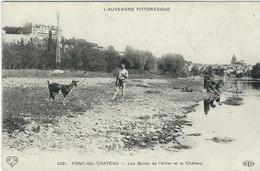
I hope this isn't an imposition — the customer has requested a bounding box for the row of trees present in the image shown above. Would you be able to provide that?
[4,37,260,78]
[2,37,187,77]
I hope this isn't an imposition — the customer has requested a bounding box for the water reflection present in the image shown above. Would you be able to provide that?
[203,81,260,114]
[225,80,260,91]
[204,97,220,115]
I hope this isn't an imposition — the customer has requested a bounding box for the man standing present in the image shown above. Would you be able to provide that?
[204,66,214,92]
[112,64,128,101]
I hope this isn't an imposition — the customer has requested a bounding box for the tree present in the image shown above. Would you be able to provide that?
[143,51,156,72]
[48,30,53,51]
[81,47,107,71]
[2,44,22,69]
[251,63,260,78]
[122,46,156,73]
[68,46,83,70]
[124,46,142,71]
[103,46,120,72]
[191,65,200,76]
[158,53,185,77]
[157,58,165,73]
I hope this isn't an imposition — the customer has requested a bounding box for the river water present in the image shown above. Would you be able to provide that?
[180,80,260,170]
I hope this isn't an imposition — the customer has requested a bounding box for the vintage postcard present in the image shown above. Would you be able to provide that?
[1,1,260,171]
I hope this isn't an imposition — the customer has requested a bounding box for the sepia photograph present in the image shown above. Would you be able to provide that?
[1,1,260,171]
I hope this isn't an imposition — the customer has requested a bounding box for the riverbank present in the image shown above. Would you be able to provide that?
[2,69,158,79]
[3,79,260,171]
[2,77,209,153]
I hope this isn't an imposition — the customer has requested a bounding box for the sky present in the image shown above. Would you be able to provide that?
[2,2,260,64]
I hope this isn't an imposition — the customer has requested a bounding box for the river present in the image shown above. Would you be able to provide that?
[180,80,260,170]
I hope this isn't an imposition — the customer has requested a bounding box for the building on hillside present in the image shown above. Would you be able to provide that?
[2,23,60,46]
[28,23,57,39]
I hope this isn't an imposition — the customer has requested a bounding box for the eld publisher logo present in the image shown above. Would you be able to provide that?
[6,156,18,167]
[242,160,255,167]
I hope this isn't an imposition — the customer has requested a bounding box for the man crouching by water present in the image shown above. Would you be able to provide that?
[112,64,128,101]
